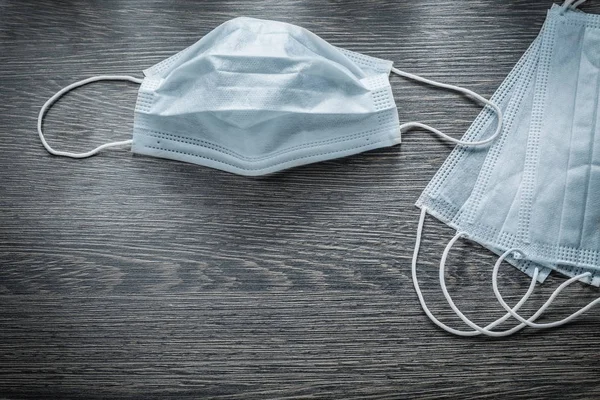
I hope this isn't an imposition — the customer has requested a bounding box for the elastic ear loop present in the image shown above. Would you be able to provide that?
[560,0,587,15]
[562,0,577,11]
[438,235,562,337]
[493,256,600,329]
[411,207,541,337]
[390,67,503,146]
[38,75,143,158]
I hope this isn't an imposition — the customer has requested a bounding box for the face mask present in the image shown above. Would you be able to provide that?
[413,0,600,337]
[37,17,501,176]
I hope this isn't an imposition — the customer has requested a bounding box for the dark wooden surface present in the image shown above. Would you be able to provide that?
[2,0,600,399]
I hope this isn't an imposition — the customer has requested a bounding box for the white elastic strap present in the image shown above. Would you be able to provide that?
[411,207,537,336]
[437,235,565,337]
[493,253,600,329]
[391,67,503,146]
[562,0,576,12]
[38,75,143,158]
[561,0,586,14]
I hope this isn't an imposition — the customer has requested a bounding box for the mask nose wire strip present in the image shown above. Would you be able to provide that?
[438,236,562,336]
[390,67,503,146]
[38,75,143,158]
[493,258,600,329]
[412,207,539,336]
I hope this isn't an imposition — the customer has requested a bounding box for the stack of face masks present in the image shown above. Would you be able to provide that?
[37,0,599,337]
[414,0,600,336]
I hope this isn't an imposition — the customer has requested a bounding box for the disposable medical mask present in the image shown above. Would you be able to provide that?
[38,16,501,176]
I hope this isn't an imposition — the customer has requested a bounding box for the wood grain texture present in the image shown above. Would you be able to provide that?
[1,0,600,398]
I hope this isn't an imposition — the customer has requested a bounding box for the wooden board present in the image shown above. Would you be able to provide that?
[1,0,599,398]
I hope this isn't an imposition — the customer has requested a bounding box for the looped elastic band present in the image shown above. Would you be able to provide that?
[561,0,587,14]
[493,255,600,329]
[390,67,503,146]
[413,207,600,337]
[38,75,143,158]
[411,207,540,337]
[437,234,548,337]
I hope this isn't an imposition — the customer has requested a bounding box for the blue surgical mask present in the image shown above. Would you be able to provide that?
[37,17,500,175]
[413,0,600,337]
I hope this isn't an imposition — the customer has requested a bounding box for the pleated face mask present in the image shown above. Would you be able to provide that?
[38,17,500,176]
[413,0,600,337]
